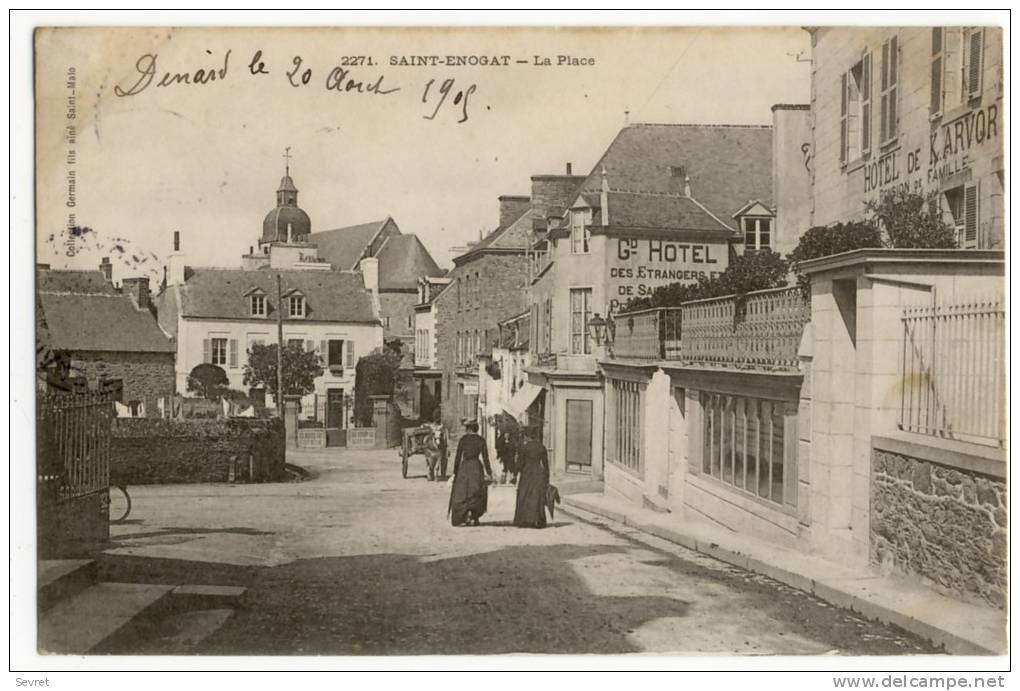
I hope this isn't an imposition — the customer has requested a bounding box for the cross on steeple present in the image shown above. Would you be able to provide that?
[283,146,292,176]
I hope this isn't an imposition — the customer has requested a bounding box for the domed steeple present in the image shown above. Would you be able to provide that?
[261,147,311,245]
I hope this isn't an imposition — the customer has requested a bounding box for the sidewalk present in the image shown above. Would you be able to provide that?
[560,492,1007,656]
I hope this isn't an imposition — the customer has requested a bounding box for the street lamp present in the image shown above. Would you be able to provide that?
[587,313,609,346]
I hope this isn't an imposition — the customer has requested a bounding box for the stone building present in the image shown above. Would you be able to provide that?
[433,196,534,441]
[807,26,1003,248]
[155,163,384,428]
[309,217,445,346]
[37,265,175,416]
[526,123,777,483]
[411,275,452,421]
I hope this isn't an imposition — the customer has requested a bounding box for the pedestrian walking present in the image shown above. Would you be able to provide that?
[448,420,493,526]
[513,424,550,529]
[496,429,519,485]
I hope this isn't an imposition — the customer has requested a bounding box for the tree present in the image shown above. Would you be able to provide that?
[242,342,323,406]
[353,345,403,427]
[186,363,230,400]
[866,188,958,249]
[624,249,790,311]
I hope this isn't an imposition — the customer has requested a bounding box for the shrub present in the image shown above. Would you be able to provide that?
[787,222,883,296]
[866,188,958,249]
[353,345,403,427]
[623,248,790,311]
[186,364,230,400]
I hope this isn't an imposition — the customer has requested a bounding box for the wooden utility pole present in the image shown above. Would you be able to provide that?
[276,273,285,418]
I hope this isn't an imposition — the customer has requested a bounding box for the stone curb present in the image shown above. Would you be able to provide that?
[560,497,1002,656]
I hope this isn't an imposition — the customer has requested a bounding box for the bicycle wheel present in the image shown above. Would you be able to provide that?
[109,485,132,523]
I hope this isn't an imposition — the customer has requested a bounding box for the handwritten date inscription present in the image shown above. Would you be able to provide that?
[114,49,478,123]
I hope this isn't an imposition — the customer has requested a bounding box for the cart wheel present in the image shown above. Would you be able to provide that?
[401,449,408,478]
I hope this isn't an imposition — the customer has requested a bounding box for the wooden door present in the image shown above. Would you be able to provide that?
[565,399,593,469]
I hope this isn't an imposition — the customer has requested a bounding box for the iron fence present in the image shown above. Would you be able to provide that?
[899,297,1005,447]
[37,391,113,504]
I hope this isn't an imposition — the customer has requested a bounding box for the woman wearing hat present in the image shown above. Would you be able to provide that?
[448,420,493,526]
[513,424,550,528]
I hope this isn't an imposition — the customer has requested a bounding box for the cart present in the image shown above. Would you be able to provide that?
[400,424,447,480]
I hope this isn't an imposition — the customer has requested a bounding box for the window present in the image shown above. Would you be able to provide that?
[326,339,344,367]
[407,314,413,329]
[963,27,984,100]
[382,316,391,329]
[211,338,228,366]
[544,297,552,354]
[250,294,266,317]
[931,27,944,117]
[700,393,793,506]
[879,35,899,145]
[570,210,589,254]
[287,338,304,351]
[569,288,592,355]
[742,217,773,251]
[610,379,642,473]
[839,52,871,163]
[944,184,980,248]
[288,295,305,318]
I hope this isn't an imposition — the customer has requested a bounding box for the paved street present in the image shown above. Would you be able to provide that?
[104,447,939,656]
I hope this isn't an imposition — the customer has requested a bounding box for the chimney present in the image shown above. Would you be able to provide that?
[122,277,150,311]
[359,256,379,293]
[565,162,572,175]
[99,257,113,282]
[167,230,186,285]
[529,170,586,227]
[498,195,531,227]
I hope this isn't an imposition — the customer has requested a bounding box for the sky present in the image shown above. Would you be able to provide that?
[35,26,811,282]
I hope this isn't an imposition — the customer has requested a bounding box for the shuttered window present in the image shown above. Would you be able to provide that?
[880,35,899,144]
[839,71,848,164]
[861,51,872,154]
[964,28,984,99]
[229,339,238,368]
[931,27,944,116]
[964,183,979,247]
[346,340,354,368]
[700,393,796,508]
[210,338,228,366]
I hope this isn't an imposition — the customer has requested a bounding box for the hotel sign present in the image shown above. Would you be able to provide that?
[607,237,728,313]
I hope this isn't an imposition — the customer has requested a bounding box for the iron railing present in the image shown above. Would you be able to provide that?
[37,392,113,504]
[611,308,683,359]
[899,296,1005,447]
[679,286,810,370]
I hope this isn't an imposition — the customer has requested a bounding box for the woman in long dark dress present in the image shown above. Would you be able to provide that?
[448,421,493,526]
[513,427,550,528]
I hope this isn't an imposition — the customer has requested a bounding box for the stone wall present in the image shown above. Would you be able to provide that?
[71,350,175,417]
[111,417,286,484]
[871,446,1007,608]
[434,253,529,436]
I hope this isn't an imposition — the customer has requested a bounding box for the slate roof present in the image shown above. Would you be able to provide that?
[602,191,732,232]
[37,270,119,295]
[162,268,378,328]
[375,234,445,291]
[453,207,533,266]
[38,290,175,353]
[578,124,773,222]
[308,219,390,271]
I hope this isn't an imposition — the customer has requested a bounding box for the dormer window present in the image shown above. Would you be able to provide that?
[743,217,773,251]
[250,294,266,317]
[570,209,590,254]
[288,295,305,318]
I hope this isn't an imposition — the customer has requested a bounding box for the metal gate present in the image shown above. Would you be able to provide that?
[37,392,113,506]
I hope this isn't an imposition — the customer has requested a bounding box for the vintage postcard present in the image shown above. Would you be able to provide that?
[21,17,1007,672]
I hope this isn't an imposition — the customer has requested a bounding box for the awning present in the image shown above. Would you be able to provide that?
[503,382,543,420]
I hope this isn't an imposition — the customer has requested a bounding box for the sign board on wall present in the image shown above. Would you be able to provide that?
[607,237,729,313]
[860,102,1001,198]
